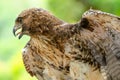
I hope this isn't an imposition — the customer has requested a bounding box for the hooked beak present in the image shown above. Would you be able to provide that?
[13,26,23,39]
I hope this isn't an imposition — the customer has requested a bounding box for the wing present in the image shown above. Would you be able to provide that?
[22,40,45,80]
[80,9,120,80]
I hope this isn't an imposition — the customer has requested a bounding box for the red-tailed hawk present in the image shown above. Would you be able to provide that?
[13,8,120,80]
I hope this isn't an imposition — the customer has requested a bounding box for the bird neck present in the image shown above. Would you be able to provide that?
[40,18,65,39]
[31,22,81,53]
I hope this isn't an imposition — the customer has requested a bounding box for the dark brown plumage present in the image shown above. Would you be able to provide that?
[13,8,120,80]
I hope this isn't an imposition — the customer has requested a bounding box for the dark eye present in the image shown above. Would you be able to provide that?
[16,17,22,23]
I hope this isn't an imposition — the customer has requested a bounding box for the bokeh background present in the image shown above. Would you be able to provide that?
[0,0,120,80]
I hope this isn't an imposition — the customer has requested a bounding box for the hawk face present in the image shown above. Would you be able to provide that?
[13,16,29,39]
[13,8,63,39]
[13,9,40,39]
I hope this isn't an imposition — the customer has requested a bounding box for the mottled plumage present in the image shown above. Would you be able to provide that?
[13,8,120,80]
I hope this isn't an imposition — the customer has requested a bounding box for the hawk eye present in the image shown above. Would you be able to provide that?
[16,17,22,23]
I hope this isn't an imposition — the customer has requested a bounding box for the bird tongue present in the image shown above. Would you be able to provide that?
[15,28,23,39]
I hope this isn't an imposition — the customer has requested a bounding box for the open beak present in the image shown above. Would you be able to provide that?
[13,26,23,39]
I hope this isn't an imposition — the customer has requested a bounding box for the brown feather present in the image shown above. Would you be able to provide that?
[13,8,120,80]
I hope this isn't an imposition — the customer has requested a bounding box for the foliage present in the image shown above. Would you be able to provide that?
[0,0,120,80]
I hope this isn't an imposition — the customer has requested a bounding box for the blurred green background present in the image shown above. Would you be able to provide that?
[0,0,120,80]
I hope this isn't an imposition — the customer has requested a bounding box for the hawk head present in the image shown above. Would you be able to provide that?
[13,8,64,39]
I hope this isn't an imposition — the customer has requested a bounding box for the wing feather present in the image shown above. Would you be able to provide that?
[81,9,120,80]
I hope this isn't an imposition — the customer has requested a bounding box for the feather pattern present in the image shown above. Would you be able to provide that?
[13,8,120,80]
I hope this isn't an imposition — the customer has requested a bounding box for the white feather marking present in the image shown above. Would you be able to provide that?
[83,9,119,19]
[101,66,107,80]
[22,48,27,54]
[64,43,71,54]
